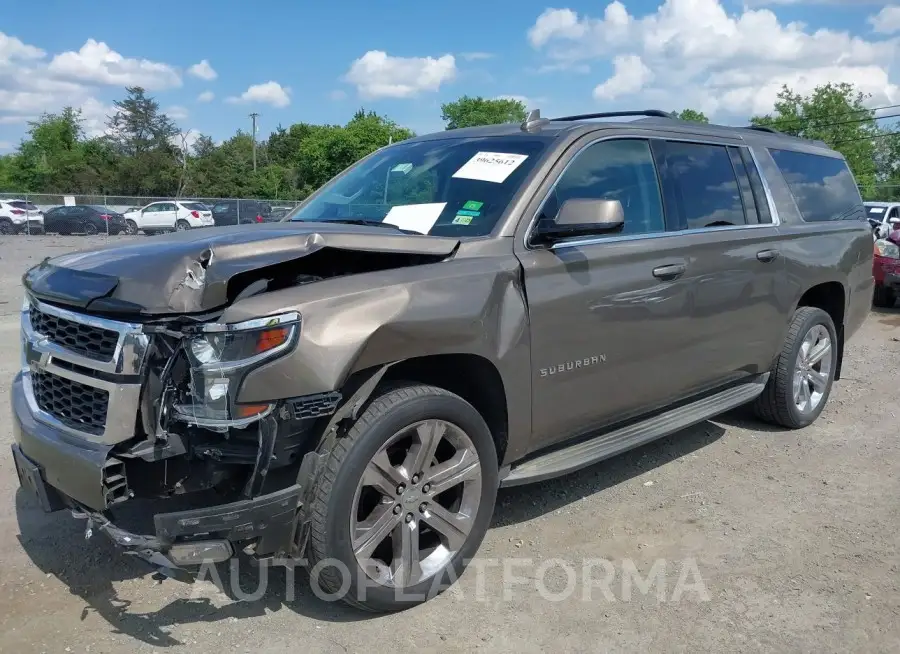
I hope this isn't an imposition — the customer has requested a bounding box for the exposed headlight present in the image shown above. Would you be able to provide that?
[875,239,900,260]
[173,312,300,427]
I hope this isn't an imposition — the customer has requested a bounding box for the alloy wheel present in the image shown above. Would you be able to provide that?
[793,324,833,414]
[350,419,482,589]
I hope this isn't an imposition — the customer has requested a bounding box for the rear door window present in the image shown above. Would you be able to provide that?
[767,149,864,222]
[663,141,747,229]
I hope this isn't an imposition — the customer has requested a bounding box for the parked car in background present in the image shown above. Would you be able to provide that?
[43,205,129,235]
[210,199,272,225]
[0,199,44,234]
[865,202,900,238]
[123,201,214,234]
[873,227,900,307]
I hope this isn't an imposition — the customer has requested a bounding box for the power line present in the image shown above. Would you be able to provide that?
[831,129,900,146]
[763,102,900,130]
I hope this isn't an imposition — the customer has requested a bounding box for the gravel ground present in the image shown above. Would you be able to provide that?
[0,235,898,653]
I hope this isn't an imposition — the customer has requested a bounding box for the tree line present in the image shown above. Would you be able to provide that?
[1,83,898,201]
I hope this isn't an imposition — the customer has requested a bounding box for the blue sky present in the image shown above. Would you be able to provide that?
[0,0,896,151]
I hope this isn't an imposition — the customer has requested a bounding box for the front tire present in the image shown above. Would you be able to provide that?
[307,384,498,612]
[754,306,837,429]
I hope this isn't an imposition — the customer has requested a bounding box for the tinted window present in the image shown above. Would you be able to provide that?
[866,205,887,219]
[665,142,746,229]
[541,139,665,237]
[181,202,207,211]
[768,149,863,222]
[10,201,39,210]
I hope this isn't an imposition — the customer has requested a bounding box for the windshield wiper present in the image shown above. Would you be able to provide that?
[317,218,421,234]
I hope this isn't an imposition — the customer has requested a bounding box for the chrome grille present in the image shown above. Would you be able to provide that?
[21,296,149,444]
[29,304,119,362]
[32,369,109,434]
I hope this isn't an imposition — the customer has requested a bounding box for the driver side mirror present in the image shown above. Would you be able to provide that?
[534,198,625,245]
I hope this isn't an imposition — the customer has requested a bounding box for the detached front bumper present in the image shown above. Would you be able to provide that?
[11,372,304,577]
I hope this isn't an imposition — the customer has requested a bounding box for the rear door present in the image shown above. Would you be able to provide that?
[655,139,788,391]
[516,137,704,451]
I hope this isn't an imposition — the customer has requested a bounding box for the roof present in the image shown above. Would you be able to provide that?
[864,201,898,207]
[404,110,834,154]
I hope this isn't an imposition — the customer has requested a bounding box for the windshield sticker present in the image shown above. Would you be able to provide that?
[455,209,480,217]
[463,200,483,211]
[452,215,473,225]
[452,152,529,184]
[869,207,885,214]
[391,163,413,174]
[383,202,447,234]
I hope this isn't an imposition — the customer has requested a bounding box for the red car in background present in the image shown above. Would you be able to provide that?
[873,228,900,307]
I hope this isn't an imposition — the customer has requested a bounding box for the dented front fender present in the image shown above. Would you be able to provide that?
[222,244,533,462]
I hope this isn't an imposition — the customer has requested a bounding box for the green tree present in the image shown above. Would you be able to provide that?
[672,109,709,123]
[441,96,527,130]
[751,82,879,194]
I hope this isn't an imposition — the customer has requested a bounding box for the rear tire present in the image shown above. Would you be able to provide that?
[176,219,191,231]
[754,306,837,429]
[124,220,138,235]
[873,284,896,308]
[82,222,98,235]
[0,219,13,235]
[307,383,498,612]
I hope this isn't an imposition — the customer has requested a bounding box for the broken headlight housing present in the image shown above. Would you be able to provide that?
[174,311,300,427]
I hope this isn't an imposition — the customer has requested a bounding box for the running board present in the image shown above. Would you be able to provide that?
[501,374,769,487]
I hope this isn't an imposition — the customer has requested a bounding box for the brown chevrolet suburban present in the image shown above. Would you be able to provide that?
[11,110,873,612]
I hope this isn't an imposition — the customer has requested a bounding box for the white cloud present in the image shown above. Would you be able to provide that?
[0,32,44,62]
[170,129,201,151]
[226,81,291,107]
[165,105,189,121]
[78,97,113,137]
[460,52,494,61]
[344,50,456,99]
[527,0,900,118]
[0,141,13,151]
[593,55,654,100]
[187,59,217,80]
[197,90,215,103]
[869,6,900,35]
[48,39,181,90]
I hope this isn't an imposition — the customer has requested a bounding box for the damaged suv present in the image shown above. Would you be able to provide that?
[12,110,872,612]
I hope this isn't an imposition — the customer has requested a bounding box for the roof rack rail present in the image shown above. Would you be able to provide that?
[551,109,674,121]
[745,125,780,134]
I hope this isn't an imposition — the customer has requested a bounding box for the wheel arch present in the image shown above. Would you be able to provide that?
[340,354,511,466]
[795,281,845,380]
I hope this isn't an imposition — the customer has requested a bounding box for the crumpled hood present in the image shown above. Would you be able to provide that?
[23,222,460,315]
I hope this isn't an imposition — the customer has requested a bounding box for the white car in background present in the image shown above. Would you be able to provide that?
[0,199,45,235]
[123,200,215,235]
[865,201,900,239]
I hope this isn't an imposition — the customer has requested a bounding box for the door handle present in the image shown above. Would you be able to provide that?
[757,249,779,263]
[652,263,686,280]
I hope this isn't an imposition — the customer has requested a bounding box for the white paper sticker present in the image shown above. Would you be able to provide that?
[64,195,76,206]
[391,163,413,174]
[869,207,885,214]
[452,152,529,184]
[383,202,447,234]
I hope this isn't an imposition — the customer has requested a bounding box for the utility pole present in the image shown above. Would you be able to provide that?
[249,112,260,171]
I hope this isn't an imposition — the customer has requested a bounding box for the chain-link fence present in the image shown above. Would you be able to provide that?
[0,193,303,240]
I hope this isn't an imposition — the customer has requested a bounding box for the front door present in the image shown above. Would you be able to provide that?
[516,138,698,451]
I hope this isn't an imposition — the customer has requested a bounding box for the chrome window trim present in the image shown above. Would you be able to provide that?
[522,134,778,251]
[746,147,782,226]
[21,295,149,444]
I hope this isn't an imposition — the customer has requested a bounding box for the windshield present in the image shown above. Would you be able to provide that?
[288,136,551,237]
[867,205,888,218]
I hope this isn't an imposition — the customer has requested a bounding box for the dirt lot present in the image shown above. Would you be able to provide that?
[0,235,898,653]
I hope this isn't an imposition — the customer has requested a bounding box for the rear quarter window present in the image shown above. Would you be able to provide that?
[767,149,864,222]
